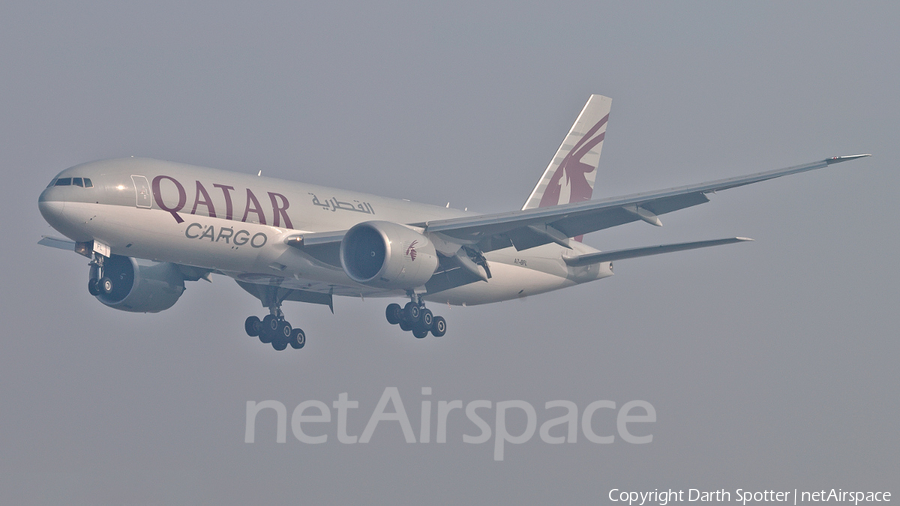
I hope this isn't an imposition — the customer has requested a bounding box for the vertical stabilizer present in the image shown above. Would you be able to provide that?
[522,95,612,218]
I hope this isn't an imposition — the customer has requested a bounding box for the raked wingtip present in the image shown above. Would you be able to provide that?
[826,154,872,165]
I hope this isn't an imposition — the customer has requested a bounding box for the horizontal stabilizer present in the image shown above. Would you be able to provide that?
[563,237,752,266]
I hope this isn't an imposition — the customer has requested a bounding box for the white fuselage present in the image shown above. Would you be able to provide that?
[38,157,613,306]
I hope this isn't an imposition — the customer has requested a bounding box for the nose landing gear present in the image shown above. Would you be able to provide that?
[87,252,114,296]
[386,294,447,338]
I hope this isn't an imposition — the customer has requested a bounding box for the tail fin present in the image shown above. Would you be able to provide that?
[522,95,612,216]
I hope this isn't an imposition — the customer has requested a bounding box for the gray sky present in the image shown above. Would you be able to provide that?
[2,2,897,504]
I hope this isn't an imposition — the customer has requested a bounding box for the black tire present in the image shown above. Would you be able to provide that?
[263,314,278,332]
[100,277,114,294]
[431,316,447,337]
[277,320,292,339]
[404,302,420,322]
[290,328,306,349]
[413,328,429,339]
[385,303,402,325]
[88,278,100,296]
[399,320,411,332]
[245,316,261,337]
[272,338,288,351]
[421,309,433,328]
[258,318,273,344]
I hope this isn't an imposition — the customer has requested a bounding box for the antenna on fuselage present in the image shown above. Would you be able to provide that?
[257,170,262,176]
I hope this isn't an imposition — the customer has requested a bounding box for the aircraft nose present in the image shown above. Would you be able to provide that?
[38,186,88,241]
[38,171,105,242]
[38,185,54,205]
[38,197,68,231]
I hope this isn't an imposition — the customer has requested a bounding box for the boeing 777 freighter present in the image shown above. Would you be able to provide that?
[38,95,870,350]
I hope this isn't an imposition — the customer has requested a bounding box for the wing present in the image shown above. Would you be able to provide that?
[38,235,78,251]
[38,236,213,282]
[284,231,344,267]
[420,154,870,252]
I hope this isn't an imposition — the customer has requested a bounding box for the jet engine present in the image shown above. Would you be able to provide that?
[340,221,439,290]
[96,255,186,313]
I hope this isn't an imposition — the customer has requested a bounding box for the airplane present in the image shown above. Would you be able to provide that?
[37,95,870,351]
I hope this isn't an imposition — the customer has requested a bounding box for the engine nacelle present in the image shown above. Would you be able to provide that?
[340,221,439,290]
[97,255,186,313]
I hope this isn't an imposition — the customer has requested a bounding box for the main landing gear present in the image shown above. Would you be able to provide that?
[244,306,306,352]
[385,294,447,338]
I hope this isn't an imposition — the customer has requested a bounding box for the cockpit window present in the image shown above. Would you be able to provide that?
[50,176,92,188]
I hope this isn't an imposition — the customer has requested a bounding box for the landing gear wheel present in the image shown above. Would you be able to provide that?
[399,320,412,332]
[431,316,447,337]
[263,314,278,333]
[88,278,101,296]
[413,327,429,339]
[277,320,292,339]
[258,327,273,344]
[245,316,261,337]
[258,317,274,344]
[404,302,421,322]
[289,328,306,349]
[100,277,114,295]
[270,319,291,350]
[386,303,402,325]
[421,309,433,329]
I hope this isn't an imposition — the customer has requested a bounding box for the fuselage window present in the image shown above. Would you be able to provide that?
[55,178,72,186]
[73,177,84,187]
[83,178,93,188]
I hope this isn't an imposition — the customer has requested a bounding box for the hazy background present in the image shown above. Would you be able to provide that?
[1,1,897,504]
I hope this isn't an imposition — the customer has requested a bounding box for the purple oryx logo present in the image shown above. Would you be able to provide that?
[538,113,609,209]
[406,240,418,261]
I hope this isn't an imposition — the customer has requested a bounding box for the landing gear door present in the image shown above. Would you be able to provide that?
[131,175,152,209]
